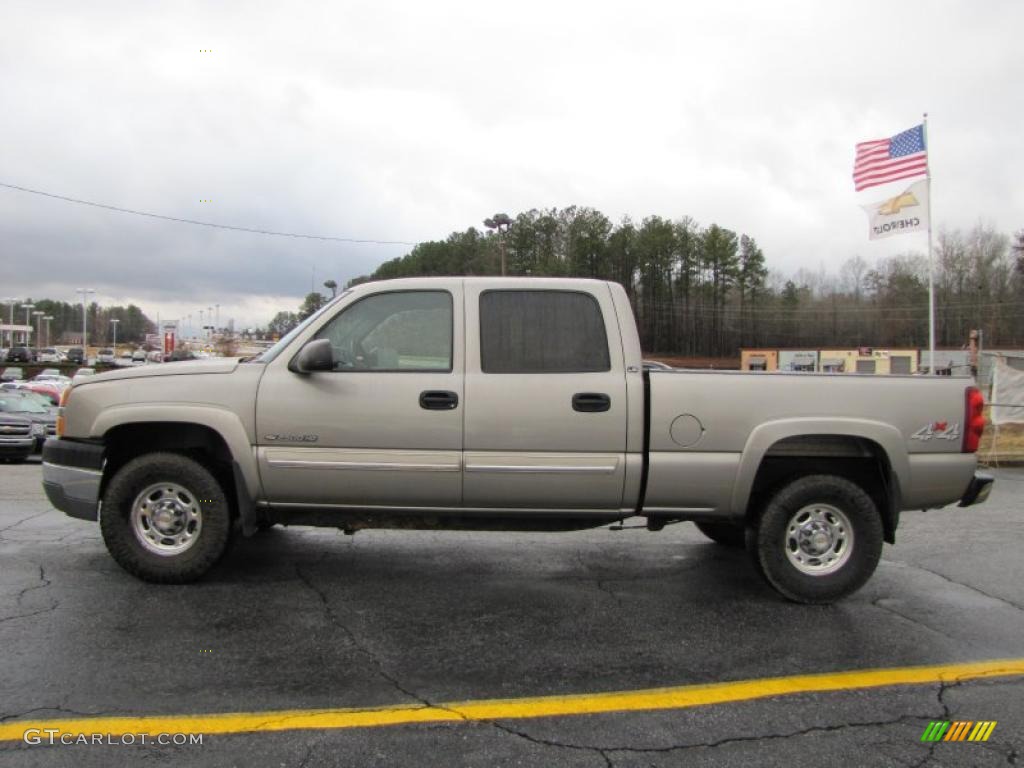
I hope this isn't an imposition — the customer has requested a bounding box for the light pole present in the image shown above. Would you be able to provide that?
[33,311,44,350]
[483,213,513,276]
[2,298,17,348]
[110,318,120,352]
[215,304,220,334]
[77,288,95,351]
[43,316,53,347]
[21,303,35,346]
[208,307,213,338]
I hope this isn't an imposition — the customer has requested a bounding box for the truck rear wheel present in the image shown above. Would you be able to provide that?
[694,521,745,547]
[750,474,883,604]
[100,452,232,583]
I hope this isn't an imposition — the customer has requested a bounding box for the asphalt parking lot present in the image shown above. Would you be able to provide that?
[1,458,1022,767]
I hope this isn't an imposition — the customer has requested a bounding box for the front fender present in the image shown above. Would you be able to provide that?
[91,403,261,502]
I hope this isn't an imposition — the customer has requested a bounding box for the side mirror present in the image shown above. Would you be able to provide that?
[290,339,335,373]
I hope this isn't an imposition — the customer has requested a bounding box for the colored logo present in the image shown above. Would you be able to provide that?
[921,721,997,742]
[877,190,920,216]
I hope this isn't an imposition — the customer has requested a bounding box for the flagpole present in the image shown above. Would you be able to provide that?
[923,112,935,375]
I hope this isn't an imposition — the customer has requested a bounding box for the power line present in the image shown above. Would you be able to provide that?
[0,181,419,246]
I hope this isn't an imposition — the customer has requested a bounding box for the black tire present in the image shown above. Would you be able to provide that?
[100,452,233,583]
[694,521,746,547]
[750,474,883,604]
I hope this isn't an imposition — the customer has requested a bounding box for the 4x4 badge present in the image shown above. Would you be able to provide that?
[911,422,960,441]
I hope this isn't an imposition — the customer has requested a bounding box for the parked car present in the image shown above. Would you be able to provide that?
[0,391,56,452]
[1,367,25,383]
[114,352,135,367]
[12,389,57,411]
[23,379,68,406]
[7,346,33,363]
[38,348,62,363]
[0,413,35,463]
[35,368,64,380]
[65,347,85,365]
[132,349,148,363]
[73,367,97,380]
[44,277,992,604]
[97,348,116,364]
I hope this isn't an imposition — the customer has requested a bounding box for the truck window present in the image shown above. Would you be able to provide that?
[479,290,610,373]
[314,290,453,372]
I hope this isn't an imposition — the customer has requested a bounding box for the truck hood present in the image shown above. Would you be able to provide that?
[77,358,242,385]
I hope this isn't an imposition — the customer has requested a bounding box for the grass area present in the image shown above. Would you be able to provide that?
[978,407,1024,461]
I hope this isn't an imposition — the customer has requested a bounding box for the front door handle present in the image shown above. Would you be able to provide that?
[572,392,611,413]
[420,390,459,410]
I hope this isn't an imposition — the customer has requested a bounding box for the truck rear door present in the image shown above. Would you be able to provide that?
[462,281,628,511]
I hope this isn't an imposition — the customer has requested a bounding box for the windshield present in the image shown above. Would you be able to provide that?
[250,290,352,363]
[0,395,49,414]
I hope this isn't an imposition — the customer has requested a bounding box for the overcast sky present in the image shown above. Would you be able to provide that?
[2,1,1021,330]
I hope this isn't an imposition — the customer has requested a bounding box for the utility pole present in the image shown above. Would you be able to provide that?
[43,315,53,347]
[111,318,120,352]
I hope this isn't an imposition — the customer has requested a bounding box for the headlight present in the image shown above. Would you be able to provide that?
[56,387,71,437]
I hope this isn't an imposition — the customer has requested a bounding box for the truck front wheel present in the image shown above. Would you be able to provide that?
[750,474,883,604]
[100,453,233,583]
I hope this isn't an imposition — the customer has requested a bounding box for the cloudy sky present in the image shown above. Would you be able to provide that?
[2,1,1020,330]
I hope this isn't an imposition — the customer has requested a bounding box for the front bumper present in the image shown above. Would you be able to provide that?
[41,439,105,521]
[0,437,34,457]
[959,472,994,507]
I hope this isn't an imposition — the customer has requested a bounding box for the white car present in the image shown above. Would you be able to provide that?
[96,348,116,364]
[38,348,62,363]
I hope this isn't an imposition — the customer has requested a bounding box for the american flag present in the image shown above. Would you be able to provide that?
[853,124,928,192]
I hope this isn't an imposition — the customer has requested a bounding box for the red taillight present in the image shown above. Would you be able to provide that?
[963,386,985,453]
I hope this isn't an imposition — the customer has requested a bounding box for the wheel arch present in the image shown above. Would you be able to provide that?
[732,419,905,544]
[95,406,261,530]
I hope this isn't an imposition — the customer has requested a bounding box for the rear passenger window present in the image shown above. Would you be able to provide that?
[480,290,610,373]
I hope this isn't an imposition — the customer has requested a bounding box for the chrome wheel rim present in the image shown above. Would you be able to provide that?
[784,503,853,576]
[131,482,203,556]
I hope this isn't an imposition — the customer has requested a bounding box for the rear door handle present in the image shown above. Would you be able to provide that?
[420,390,459,410]
[572,392,611,413]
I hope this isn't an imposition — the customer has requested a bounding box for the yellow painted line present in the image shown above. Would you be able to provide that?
[2,658,1023,742]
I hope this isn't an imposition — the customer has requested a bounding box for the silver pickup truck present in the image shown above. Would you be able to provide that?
[42,277,992,603]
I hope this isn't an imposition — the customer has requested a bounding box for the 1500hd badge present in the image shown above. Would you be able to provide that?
[911,421,960,441]
[263,434,319,443]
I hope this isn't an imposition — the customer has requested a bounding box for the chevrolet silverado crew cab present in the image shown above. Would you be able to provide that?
[42,278,992,603]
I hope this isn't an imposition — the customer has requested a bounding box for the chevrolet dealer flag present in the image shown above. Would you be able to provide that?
[861,179,929,240]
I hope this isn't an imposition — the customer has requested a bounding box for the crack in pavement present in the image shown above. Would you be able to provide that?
[0,511,50,538]
[294,561,615,765]
[0,600,60,625]
[572,549,626,609]
[893,560,1024,613]
[292,563,452,716]
[15,564,51,606]
[870,598,964,646]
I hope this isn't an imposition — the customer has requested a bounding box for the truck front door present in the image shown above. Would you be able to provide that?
[256,286,464,510]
